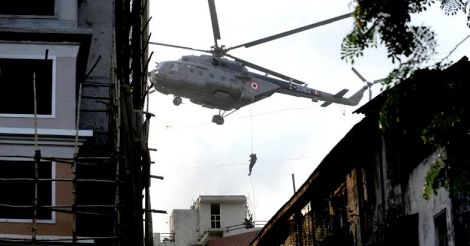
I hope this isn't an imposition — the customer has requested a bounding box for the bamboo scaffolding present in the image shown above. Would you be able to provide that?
[0,204,116,209]
[0,201,117,220]
[0,235,117,243]
[0,178,116,183]
[32,71,39,246]
[113,47,122,246]
[50,209,115,217]
[0,155,121,163]
[0,1,154,245]
[0,203,166,214]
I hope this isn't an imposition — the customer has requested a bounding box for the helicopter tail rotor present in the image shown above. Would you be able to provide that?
[351,67,383,101]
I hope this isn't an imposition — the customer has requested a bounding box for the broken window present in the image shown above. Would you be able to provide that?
[210,203,221,228]
[0,0,55,16]
[300,203,314,246]
[0,58,53,115]
[330,183,348,233]
[0,160,53,220]
[434,209,449,246]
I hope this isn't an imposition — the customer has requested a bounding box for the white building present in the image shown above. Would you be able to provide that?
[155,195,257,246]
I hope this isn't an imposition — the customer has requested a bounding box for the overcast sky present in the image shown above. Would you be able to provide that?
[147,0,470,233]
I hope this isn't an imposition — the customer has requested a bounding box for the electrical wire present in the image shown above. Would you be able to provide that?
[440,33,470,63]
[159,156,313,171]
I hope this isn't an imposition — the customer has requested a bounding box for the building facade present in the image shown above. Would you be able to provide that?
[251,58,470,246]
[0,0,153,245]
[155,195,258,246]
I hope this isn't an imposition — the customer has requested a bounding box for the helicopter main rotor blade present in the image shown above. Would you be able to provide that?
[208,0,221,47]
[225,54,307,85]
[373,78,386,84]
[225,13,352,52]
[149,41,212,53]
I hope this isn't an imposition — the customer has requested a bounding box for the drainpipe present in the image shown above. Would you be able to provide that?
[379,136,387,242]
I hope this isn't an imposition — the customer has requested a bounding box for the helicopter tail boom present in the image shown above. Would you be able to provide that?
[273,77,368,107]
[321,85,368,107]
[320,89,349,107]
[343,85,368,106]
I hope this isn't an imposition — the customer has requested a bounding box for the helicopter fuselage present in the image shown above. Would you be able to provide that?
[150,55,367,111]
[151,55,280,111]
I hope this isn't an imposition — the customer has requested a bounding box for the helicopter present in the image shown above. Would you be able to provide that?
[149,0,371,125]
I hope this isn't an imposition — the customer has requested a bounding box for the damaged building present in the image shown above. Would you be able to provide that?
[251,58,470,246]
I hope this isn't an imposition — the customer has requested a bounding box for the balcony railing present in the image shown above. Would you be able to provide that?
[225,221,267,233]
[157,233,175,243]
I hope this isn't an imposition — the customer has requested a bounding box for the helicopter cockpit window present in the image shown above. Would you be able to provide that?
[169,63,179,74]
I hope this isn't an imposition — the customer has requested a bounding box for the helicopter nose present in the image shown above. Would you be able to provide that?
[153,62,167,76]
[148,69,160,85]
[149,66,169,91]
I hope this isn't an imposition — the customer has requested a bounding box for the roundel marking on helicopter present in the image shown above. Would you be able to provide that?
[250,82,259,90]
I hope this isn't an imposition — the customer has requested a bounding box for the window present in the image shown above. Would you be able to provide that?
[0,0,55,16]
[435,209,449,246]
[0,58,53,115]
[386,213,419,245]
[169,63,179,74]
[0,160,53,221]
[210,203,220,228]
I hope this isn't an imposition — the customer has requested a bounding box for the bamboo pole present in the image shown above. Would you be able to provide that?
[0,178,116,183]
[71,79,83,246]
[32,72,39,246]
[113,41,122,246]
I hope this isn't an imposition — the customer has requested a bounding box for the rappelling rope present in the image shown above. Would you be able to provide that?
[250,111,254,153]
[249,110,256,220]
[249,175,256,221]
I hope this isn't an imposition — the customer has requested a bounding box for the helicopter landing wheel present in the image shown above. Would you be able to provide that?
[173,96,182,106]
[212,115,224,125]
